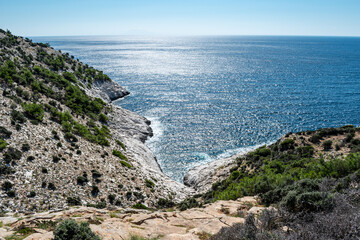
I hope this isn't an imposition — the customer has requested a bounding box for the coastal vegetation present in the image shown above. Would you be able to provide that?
[203,125,360,239]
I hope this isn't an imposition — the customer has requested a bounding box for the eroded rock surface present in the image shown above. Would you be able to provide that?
[0,197,263,240]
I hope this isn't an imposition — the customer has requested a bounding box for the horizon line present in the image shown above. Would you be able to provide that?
[28,33,360,38]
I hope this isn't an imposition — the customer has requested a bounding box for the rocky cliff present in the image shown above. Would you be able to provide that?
[0,29,193,213]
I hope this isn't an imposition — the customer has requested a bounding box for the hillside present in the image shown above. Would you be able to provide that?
[186,126,360,239]
[0,29,193,213]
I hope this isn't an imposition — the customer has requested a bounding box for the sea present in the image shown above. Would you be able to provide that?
[31,35,360,182]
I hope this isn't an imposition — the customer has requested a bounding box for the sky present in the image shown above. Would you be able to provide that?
[0,0,359,37]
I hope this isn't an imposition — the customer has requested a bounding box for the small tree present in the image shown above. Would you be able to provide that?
[323,140,332,151]
[53,219,100,240]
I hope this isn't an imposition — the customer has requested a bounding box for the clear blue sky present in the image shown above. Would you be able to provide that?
[0,0,359,36]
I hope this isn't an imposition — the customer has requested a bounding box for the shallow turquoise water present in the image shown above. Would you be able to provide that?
[32,36,360,182]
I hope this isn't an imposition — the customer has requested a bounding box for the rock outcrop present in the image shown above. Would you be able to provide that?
[90,79,130,103]
[0,197,265,240]
[184,154,241,194]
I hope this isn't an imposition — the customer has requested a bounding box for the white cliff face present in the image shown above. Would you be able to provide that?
[106,105,195,200]
[88,80,130,103]
[183,154,241,194]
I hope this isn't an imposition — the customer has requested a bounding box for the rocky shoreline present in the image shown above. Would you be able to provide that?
[0,30,194,212]
[89,80,196,199]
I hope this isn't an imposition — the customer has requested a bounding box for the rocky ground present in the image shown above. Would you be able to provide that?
[0,196,267,240]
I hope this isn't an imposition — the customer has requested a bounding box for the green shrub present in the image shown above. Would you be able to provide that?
[108,194,116,204]
[62,72,77,83]
[115,139,126,151]
[0,162,14,176]
[86,201,106,209]
[256,147,272,157]
[310,134,322,144]
[7,190,16,198]
[345,133,355,143]
[335,144,341,151]
[53,219,100,240]
[11,110,26,123]
[23,103,44,121]
[21,143,30,151]
[0,126,12,138]
[145,179,155,188]
[53,155,61,163]
[28,191,36,198]
[2,181,13,191]
[91,170,102,179]
[48,182,56,190]
[230,170,241,180]
[323,140,332,150]
[91,186,99,196]
[157,198,175,208]
[112,149,127,161]
[351,138,360,146]
[120,160,132,168]
[178,198,200,211]
[280,139,295,151]
[0,139,7,151]
[77,176,88,185]
[98,113,108,123]
[296,145,314,158]
[281,191,333,212]
[3,147,22,164]
[131,203,149,210]
[67,196,82,206]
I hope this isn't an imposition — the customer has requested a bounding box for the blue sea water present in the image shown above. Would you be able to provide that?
[31,35,360,182]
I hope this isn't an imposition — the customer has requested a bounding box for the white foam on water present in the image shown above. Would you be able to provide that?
[145,115,165,149]
[187,139,277,172]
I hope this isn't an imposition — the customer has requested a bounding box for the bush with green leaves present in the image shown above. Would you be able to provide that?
[279,139,295,151]
[2,181,13,191]
[0,139,7,151]
[21,143,30,151]
[10,110,26,123]
[115,139,126,151]
[98,113,108,123]
[0,162,14,175]
[77,175,88,186]
[178,198,200,211]
[3,147,22,164]
[157,198,175,209]
[112,149,127,161]
[86,201,106,209]
[53,219,100,240]
[120,160,132,168]
[108,194,116,204]
[145,179,155,188]
[323,140,332,150]
[131,203,149,210]
[91,186,99,196]
[67,196,82,206]
[22,103,44,121]
[91,170,102,179]
[0,126,12,138]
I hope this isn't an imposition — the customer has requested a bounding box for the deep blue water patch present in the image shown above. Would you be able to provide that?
[31,35,360,182]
